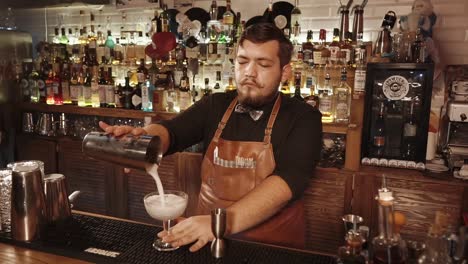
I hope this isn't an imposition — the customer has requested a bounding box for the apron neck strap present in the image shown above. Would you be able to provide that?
[263,94,282,144]
[213,97,238,143]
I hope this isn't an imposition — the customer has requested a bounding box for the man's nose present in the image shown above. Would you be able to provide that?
[244,62,257,77]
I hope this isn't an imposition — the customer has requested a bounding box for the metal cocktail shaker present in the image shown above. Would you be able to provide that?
[10,161,46,241]
[82,132,163,170]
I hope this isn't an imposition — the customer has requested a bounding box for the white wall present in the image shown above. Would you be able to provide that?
[13,0,468,65]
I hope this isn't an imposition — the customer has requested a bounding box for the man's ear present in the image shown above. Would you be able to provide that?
[281,63,292,83]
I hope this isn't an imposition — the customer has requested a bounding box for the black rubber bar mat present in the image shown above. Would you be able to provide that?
[0,213,337,264]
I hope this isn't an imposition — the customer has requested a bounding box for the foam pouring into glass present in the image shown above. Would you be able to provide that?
[146,163,166,206]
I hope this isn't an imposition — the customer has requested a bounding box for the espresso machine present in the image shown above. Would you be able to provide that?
[440,80,468,170]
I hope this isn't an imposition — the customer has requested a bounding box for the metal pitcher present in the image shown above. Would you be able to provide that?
[10,161,46,241]
[43,173,80,223]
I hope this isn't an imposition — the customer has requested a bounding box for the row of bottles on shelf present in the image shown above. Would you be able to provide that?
[337,177,466,264]
[20,47,359,124]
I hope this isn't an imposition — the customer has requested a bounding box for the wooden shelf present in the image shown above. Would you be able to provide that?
[18,103,177,120]
[322,123,349,134]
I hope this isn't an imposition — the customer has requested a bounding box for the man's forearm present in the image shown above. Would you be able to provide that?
[144,124,171,154]
[226,175,292,235]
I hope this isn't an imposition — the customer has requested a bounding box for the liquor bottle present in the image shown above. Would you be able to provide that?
[340,32,353,66]
[203,78,212,97]
[209,0,218,21]
[291,0,302,36]
[372,179,407,264]
[83,68,93,107]
[333,67,351,123]
[98,67,107,107]
[372,102,386,158]
[291,20,301,45]
[151,10,160,35]
[225,77,236,92]
[401,100,417,160]
[132,83,142,111]
[292,71,303,101]
[29,65,41,103]
[39,58,50,104]
[52,28,60,44]
[178,67,192,111]
[329,28,341,63]
[222,0,234,43]
[353,48,367,98]
[122,77,133,109]
[411,28,426,63]
[20,62,32,102]
[313,29,326,68]
[46,65,59,105]
[337,231,367,264]
[141,73,154,112]
[105,68,116,108]
[319,90,334,123]
[165,72,178,112]
[77,69,87,107]
[59,28,69,45]
[90,67,100,107]
[60,62,71,104]
[212,71,222,93]
[137,58,148,85]
[302,30,314,66]
[70,68,80,105]
[232,12,242,43]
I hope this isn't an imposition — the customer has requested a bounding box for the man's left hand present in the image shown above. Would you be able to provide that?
[158,215,213,252]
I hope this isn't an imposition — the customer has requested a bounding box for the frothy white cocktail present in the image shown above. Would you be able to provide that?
[144,193,188,221]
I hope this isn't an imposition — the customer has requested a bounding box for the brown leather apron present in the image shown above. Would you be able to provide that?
[197,95,305,249]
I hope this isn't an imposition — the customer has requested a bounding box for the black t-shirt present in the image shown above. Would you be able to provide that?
[159,91,322,200]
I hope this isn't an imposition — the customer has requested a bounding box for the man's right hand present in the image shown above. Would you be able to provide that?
[98,121,147,137]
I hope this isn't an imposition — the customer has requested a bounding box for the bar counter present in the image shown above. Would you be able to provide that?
[0,211,337,264]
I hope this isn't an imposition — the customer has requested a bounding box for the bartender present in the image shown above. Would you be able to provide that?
[100,23,322,251]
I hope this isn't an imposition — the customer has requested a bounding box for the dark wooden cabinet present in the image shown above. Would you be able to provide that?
[57,138,111,215]
[16,134,57,174]
[303,168,354,254]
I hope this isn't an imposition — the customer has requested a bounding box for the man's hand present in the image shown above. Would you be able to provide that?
[98,121,147,136]
[158,215,213,252]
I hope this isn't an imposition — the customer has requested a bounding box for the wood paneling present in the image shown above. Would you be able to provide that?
[57,138,109,215]
[303,168,353,254]
[356,166,467,243]
[126,154,179,224]
[177,152,203,217]
[15,134,57,174]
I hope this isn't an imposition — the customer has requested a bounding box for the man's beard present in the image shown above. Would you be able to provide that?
[236,77,280,108]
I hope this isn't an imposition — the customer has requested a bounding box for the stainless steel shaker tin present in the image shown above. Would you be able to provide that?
[82,132,163,170]
[43,173,72,223]
[10,161,46,241]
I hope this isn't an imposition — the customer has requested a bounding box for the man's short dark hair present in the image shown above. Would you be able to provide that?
[238,23,293,69]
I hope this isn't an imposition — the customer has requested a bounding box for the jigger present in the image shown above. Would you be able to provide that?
[211,208,227,258]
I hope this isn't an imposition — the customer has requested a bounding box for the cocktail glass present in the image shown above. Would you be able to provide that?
[143,190,188,251]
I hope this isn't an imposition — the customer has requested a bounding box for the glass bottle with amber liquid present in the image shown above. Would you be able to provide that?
[292,71,303,101]
[372,178,407,264]
[178,67,191,111]
[302,30,314,66]
[61,62,71,104]
[372,102,386,158]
